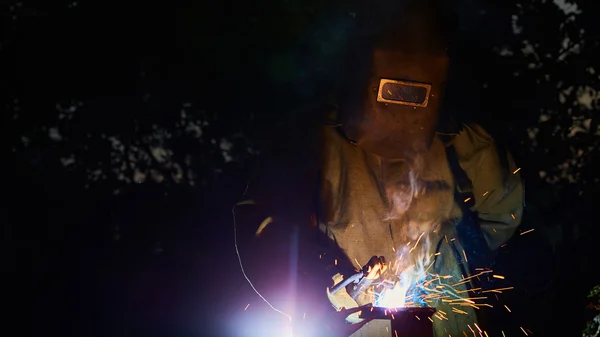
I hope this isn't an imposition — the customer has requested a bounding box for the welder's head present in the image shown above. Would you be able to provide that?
[340,0,458,159]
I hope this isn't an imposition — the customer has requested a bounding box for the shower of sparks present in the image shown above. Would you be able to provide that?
[520,229,535,235]
[335,212,535,336]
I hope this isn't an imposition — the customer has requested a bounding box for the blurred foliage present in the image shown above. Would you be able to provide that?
[584,285,600,337]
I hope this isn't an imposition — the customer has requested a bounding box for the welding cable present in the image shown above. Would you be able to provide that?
[232,182,293,322]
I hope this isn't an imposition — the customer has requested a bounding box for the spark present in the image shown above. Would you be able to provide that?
[451,237,456,241]
[474,323,482,333]
[428,317,434,322]
[493,275,505,279]
[501,243,508,248]
[395,331,399,337]
[409,232,426,253]
[457,271,492,285]
[483,191,490,197]
[504,305,511,312]
[319,254,322,259]
[484,332,489,337]
[493,228,497,232]
[415,315,421,320]
[452,308,469,315]
[511,214,516,220]
[520,229,535,235]
[392,247,396,252]
[481,286,514,293]
[464,197,472,202]
[463,250,469,262]
[391,313,395,319]
[463,332,468,337]
[449,299,475,304]
[502,331,506,337]
[445,235,449,243]
[513,167,521,174]
[244,303,250,311]
[477,304,494,308]
[458,297,487,301]
[468,324,475,336]
[435,252,441,256]
[520,327,528,336]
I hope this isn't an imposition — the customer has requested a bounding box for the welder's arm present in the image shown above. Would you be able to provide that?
[471,146,524,251]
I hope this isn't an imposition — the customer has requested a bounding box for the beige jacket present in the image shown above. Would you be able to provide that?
[319,123,523,336]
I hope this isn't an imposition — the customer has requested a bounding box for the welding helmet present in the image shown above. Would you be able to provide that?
[338,0,458,159]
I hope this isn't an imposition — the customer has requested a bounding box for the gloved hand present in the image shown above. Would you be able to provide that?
[292,303,374,337]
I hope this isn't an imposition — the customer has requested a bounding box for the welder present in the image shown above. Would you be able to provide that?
[234,0,524,336]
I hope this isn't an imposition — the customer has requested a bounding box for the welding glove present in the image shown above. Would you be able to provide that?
[326,257,388,323]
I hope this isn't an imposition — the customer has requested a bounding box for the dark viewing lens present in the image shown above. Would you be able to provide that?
[381,83,428,104]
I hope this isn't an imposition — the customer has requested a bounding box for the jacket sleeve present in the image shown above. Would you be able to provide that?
[454,124,525,251]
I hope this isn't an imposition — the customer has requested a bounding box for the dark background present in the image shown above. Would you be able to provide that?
[2,0,600,336]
